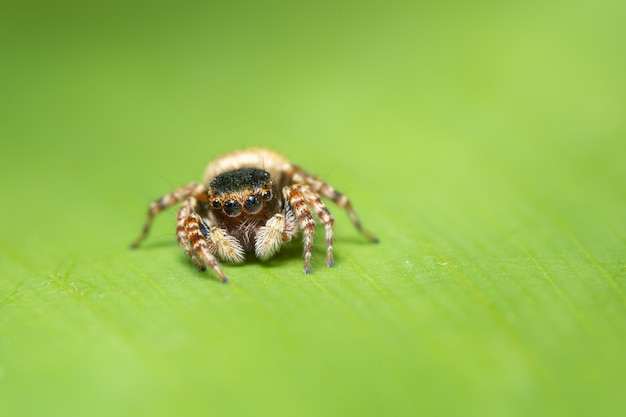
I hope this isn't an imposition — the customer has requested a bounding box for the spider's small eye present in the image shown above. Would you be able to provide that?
[262,190,272,201]
[244,195,262,214]
[223,199,242,217]
[211,199,221,209]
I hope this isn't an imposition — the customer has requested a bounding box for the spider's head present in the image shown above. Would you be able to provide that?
[208,168,276,218]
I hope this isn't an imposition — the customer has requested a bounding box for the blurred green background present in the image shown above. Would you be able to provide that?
[1,1,625,416]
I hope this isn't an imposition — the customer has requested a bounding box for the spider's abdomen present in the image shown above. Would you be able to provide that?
[203,148,292,186]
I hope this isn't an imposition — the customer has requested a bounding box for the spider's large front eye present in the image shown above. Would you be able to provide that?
[223,199,242,217]
[244,195,262,214]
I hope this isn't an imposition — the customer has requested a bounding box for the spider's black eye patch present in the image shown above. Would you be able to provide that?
[210,168,272,194]
[244,195,262,214]
[223,199,242,217]
[211,199,221,209]
[262,190,272,200]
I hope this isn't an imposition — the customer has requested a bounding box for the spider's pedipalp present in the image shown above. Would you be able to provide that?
[207,226,245,264]
[255,214,287,261]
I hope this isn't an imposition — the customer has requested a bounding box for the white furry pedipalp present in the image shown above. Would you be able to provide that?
[210,227,245,263]
[255,214,286,260]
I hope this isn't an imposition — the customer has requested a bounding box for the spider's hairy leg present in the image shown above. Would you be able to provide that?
[176,199,205,269]
[177,199,230,283]
[284,186,316,274]
[289,166,379,243]
[131,182,207,248]
[296,184,335,267]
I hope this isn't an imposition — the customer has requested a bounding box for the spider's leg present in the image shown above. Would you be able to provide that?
[284,186,316,274]
[295,184,335,267]
[288,166,378,243]
[131,182,207,248]
[176,199,205,270]
[177,199,230,283]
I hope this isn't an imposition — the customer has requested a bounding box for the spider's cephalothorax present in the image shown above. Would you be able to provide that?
[131,148,378,283]
[207,167,279,252]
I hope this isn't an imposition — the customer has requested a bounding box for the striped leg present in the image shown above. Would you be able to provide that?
[289,166,379,243]
[284,186,316,274]
[177,199,230,283]
[295,184,335,267]
[176,200,204,269]
[131,182,207,248]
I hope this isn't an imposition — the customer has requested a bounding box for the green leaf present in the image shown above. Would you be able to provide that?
[1,2,625,417]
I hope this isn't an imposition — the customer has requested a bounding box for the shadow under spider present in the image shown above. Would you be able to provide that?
[176,239,336,276]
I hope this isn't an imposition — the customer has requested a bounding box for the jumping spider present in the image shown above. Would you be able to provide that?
[131,148,378,282]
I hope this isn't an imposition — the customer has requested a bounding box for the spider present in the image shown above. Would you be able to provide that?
[131,148,378,283]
